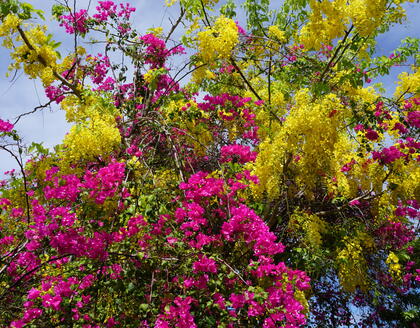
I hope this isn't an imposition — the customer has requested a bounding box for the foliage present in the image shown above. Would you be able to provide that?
[0,0,419,327]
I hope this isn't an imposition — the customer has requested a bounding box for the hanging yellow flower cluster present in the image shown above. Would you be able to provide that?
[299,0,411,50]
[197,15,239,63]
[386,252,402,280]
[289,210,327,249]
[61,95,121,162]
[252,89,351,199]
[336,232,374,292]
[0,14,78,87]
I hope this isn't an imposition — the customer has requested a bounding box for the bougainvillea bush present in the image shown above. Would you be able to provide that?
[0,0,419,327]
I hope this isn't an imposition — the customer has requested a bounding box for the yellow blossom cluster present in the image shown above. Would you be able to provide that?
[0,14,78,87]
[299,0,349,50]
[336,232,374,292]
[2,22,56,84]
[347,0,387,36]
[386,252,402,280]
[63,114,121,162]
[165,0,178,6]
[60,95,121,162]
[252,89,351,199]
[387,156,420,201]
[299,0,409,50]
[394,67,420,98]
[197,15,238,63]
[294,290,309,314]
[0,14,21,37]
[289,210,327,249]
[268,25,287,43]
[60,94,119,123]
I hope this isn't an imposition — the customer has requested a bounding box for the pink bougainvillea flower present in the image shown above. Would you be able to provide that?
[0,119,14,132]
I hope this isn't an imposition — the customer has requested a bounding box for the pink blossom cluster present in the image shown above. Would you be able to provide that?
[392,122,408,135]
[179,171,224,201]
[88,54,110,83]
[221,204,285,256]
[11,274,98,327]
[151,74,182,102]
[43,162,127,205]
[196,93,259,142]
[60,9,89,35]
[341,159,356,172]
[0,118,14,132]
[365,129,379,141]
[198,94,252,113]
[44,169,82,202]
[395,199,419,219]
[372,146,406,164]
[44,85,66,103]
[406,110,420,128]
[83,161,126,204]
[155,297,197,328]
[192,255,218,274]
[376,221,415,249]
[167,165,310,326]
[140,34,185,68]
[93,1,135,22]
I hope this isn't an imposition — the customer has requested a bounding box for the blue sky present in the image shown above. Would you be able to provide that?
[0,0,419,176]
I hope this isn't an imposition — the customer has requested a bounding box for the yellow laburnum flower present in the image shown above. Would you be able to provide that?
[63,114,121,162]
[268,25,287,43]
[386,252,402,280]
[299,0,400,50]
[40,67,56,85]
[336,233,372,292]
[394,67,420,98]
[0,14,21,37]
[347,0,387,36]
[147,26,163,37]
[289,210,327,249]
[299,0,348,50]
[165,0,178,7]
[253,89,351,199]
[197,15,238,63]
[143,68,157,84]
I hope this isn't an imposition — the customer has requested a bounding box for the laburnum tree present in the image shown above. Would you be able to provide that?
[0,0,419,327]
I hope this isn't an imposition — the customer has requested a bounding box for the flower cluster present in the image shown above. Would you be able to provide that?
[197,15,239,62]
[220,144,257,164]
[1,0,419,327]
[0,119,14,132]
[93,1,136,22]
[59,9,89,34]
[140,34,185,68]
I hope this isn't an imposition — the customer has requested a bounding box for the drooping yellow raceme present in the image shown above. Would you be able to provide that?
[6,24,58,84]
[253,89,352,199]
[193,14,238,82]
[268,25,287,43]
[61,95,121,162]
[347,0,387,36]
[63,114,121,162]
[336,232,374,292]
[196,15,239,63]
[0,14,21,37]
[387,157,420,201]
[394,67,420,98]
[386,251,402,280]
[299,0,408,50]
[289,210,327,249]
[0,15,77,87]
[300,0,349,50]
